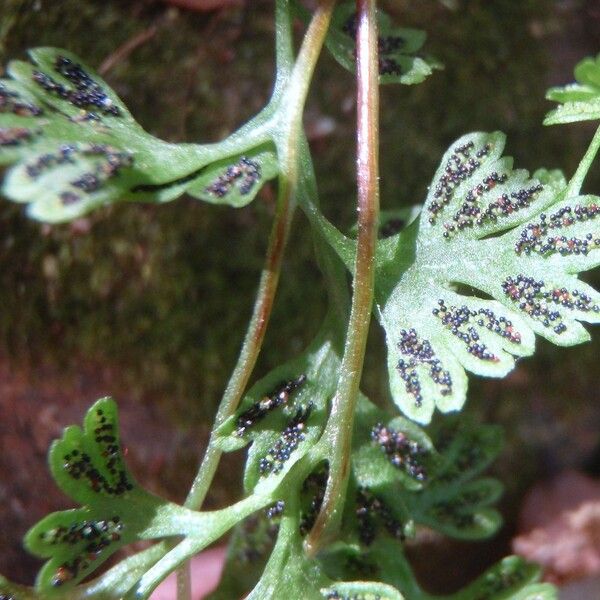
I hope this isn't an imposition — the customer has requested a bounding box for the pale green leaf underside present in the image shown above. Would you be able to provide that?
[0,48,277,221]
[375,131,600,423]
[315,131,600,423]
[215,317,341,496]
[244,505,329,600]
[545,53,600,124]
[321,581,405,600]
[544,97,600,125]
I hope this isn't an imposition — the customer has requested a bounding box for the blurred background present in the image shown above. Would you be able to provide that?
[0,0,599,595]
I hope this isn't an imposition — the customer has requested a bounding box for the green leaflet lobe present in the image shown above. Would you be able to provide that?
[352,398,504,542]
[0,48,278,221]
[295,1,441,86]
[24,398,183,595]
[545,53,600,124]
[321,581,405,600]
[373,131,600,423]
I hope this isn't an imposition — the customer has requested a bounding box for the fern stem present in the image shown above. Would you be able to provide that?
[566,123,600,197]
[273,0,295,95]
[305,0,380,556]
[183,186,292,509]
[175,562,191,600]
[183,0,336,517]
[172,6,297,598]
[174,7,336,596]
[130,494,272,600]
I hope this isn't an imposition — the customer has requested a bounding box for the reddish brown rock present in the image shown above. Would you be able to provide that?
[513,470,600,584]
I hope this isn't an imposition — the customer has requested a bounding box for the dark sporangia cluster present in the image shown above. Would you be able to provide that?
[502,275,563,333]
[0,126,36,146]
[344,554,379,579]
[427,141,492,224]
[48,544,112,587]
[502,274,600,334]
[435,433,486,483]
[442,171,508,236]
[455,439,486,474]
[299,466,328,536]
[515,203,600,255]
[341,13,405,76]
[32,55,121,117]
[235,374,306,436]
[63,448,133,496]
[258,403,313,476]
[41,516,123,551]
[430,498,476,529]
[0,82,43,116]
[432,300,523,361]
[24,143,133,207]
[355,488,404,546]
[69,112,102,124]
[204,156,262,198]
[25,144,75,178]
[234,514,278,564]
[324,592,382,600]
[434,423,486,483]
[264,500,285,520]
[63,407,133,496]
[370,422,428,481]
[236,406,264,437]
[472,563,530,600]
[0,594,15,600]
[378,217,405,239]
[25,144,77,179]
[92,408,123,475]
[442,174,544,237]
[396,328,452,407]
[41,516,123,587]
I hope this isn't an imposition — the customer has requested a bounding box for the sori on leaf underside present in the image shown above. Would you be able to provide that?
[0,390,555,599]
[0,46,279,222]
[314,127,600,423]
[289,50,600,424]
